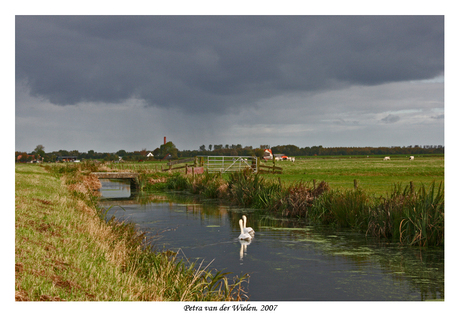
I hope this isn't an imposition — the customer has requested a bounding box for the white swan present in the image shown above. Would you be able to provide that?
[242,215,255,236]
[238,219,252,241]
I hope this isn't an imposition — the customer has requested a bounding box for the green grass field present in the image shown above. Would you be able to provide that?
[261,155,444,195]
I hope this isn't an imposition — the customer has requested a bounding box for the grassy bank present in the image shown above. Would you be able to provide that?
[164,169,444,247]
[15,163,246,301]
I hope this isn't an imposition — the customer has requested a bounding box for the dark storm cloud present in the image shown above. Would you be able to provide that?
[16,15,444,113]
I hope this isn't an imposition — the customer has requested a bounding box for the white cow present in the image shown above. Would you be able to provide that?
[409,156,414,160]
[383,156,390,161]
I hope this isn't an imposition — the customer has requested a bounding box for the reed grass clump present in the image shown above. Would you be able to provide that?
[227,168,268,206]
[273,181,330,217]
[190,172,227,199]
[165,172,229,199]
[310,181,444,246]
[396,182,444,246]
[165,173,191,191]
[310,188,370,228]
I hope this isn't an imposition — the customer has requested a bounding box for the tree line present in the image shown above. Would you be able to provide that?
[270,144,444,157]
[16,143,444,163]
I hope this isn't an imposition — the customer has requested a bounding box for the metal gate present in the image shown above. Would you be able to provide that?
[205,156,258,173]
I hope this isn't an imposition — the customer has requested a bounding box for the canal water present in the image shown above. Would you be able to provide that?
[98,179,444,301]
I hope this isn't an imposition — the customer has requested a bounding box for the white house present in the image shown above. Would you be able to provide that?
[263,149,273,161]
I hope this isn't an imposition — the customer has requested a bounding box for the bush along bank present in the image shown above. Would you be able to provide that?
[165,169,444,247]
[16,163,247,301]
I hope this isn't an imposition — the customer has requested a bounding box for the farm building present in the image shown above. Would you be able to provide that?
[263,149,273,161]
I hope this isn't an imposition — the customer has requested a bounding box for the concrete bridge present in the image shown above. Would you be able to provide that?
[91,172,140,193]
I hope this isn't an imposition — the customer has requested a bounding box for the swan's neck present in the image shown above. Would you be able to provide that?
[239,221,245,234]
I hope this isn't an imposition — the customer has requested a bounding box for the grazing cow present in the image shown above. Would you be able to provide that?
[383,157,390,161]
[409,156,414,160]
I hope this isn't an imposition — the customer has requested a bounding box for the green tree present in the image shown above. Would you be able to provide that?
[33,144,45,160]
[254,148,265,158]
[159,141,178,160]
[116,149,127,157]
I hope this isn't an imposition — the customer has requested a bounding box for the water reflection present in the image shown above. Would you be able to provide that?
[239,240,251,260]
[99,181,444,301]
[98,179,131,198]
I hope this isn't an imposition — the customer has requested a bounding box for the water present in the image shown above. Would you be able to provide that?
[99,179,444,301]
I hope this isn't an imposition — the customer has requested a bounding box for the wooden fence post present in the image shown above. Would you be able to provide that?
[410,181,414,194]
[354,179,358,189]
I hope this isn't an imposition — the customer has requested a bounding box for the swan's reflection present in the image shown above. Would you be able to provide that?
[239,239,251,260]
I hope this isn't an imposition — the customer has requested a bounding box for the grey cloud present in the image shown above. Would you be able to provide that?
[381,114,400,123]
[16,16,444,114]
[334,118,360,125]
[431,114,444,120]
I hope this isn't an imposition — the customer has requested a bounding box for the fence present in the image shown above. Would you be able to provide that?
[258,163,283,174]
[163,156,286,174]
[204,156,258,174]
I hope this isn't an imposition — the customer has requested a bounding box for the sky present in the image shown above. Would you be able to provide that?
[15,15,445,153]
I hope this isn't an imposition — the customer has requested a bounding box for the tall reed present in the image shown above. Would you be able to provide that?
[310,181,444,246]
[272,181,330,217]
[397,182,444,246]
